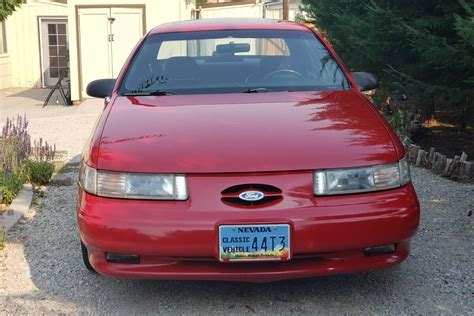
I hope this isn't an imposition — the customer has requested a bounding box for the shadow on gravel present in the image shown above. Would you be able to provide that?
[10,156,472,314]
[6,88,50,103]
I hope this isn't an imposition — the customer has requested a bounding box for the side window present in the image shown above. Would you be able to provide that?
[0,21,7,54]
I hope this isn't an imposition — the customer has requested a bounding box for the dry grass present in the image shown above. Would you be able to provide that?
[422,118,456,128]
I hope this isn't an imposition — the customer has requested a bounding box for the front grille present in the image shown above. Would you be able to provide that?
[221,183,283,208]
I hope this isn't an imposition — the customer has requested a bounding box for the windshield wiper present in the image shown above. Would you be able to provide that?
[123,90,176,96]
[243,88,273,93]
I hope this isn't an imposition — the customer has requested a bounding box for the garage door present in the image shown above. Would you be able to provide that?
[78,7,144,98]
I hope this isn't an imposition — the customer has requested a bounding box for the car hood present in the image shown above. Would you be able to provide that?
[97,90,399,173]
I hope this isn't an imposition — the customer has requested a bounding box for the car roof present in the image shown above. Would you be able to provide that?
[149,18,310,34]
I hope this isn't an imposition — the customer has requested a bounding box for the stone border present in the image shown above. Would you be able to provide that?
[0,184,34,234]
[403,138,473,182]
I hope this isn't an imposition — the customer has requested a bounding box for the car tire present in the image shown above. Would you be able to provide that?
[81,241,96,272]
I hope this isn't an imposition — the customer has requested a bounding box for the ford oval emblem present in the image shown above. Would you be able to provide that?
[239,191,265,202]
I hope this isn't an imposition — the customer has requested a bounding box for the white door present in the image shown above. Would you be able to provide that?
[78,8,112,97]
[78,7,143,97]
[40,18,68,87]
[110,8,143,77]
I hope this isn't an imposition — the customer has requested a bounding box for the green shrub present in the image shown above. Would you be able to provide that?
[388,109,414,138]
[0,115,59,205]
[300,0,474,128]
[24,160,55,187]
[0,171,26,204]
[0,137,23,173]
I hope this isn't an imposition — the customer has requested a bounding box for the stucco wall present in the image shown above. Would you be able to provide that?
[68,0,193,101]
[5,0,68,88]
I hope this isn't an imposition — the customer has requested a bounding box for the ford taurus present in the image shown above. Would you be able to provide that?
[78,18,420,282]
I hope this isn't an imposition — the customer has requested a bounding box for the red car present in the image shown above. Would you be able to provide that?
[79,18,420,282]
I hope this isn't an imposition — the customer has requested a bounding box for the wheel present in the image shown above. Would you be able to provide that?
[81,241,96,272]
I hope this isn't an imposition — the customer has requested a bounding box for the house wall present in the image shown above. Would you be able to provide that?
[4,0,68,88]
[68,0,193,101]
[198,1,302,21]
[265,1,301,21]
[200,3,264,19]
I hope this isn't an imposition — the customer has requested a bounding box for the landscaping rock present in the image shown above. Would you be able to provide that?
[444,158,453,176]
[459,161,472,182]
[451,161,473,182]
[428,147,435,162]
[416,150,428,166]
[432,153,447,174]
[409,145,421,163]
[400,139,472,183]
[3,185,33,232]
[402,136,411,149]
[426,147,436,168]
[449,160,462,180]
[446,155,461,177]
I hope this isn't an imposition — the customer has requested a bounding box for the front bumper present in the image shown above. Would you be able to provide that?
[77,172,420,282]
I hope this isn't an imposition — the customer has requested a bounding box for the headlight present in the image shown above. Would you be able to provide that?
[79,163,188,200]
[314,157,411,196]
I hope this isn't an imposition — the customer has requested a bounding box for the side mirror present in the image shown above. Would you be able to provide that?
[351,72,378,92]
[86,79,116,98]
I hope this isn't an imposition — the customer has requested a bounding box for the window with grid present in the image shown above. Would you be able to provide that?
[47,23,68,78]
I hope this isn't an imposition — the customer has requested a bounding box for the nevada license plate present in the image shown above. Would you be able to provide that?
[219,224,291,262]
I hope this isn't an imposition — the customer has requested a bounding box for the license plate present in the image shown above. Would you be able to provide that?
[219,224,290,262]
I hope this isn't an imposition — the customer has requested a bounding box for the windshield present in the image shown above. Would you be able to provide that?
[120,29,350,95]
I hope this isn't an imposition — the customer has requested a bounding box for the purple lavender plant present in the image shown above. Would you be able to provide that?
[0,114,32,172]
[32,138,57,162]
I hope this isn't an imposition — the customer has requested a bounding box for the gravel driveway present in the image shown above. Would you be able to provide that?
[0,93,473,314]
[1,167,472,314]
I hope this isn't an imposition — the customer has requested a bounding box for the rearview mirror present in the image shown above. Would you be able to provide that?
[86,79,116,98]
[351,72,378,92]
[215,43,250,55]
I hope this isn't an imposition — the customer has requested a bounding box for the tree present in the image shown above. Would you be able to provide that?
[300,0,474,128]
[1,0,25,21]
